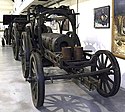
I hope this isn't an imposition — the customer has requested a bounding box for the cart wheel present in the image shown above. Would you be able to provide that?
[93,50,121,97]
[6,39,8,45]
[29,52,45,108]
[21,32,31,78]
[8,27,12,45]
[2,38,5,47]
[4,28,8,45]
[12,28,20,60]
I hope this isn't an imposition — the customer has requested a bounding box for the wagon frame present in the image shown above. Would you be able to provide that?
[20,5,121,109]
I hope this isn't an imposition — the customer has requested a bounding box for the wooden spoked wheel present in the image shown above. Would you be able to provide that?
[12,28,20,60]
[93,50,121,97]
[21,31,31,78]
[29,52,45,108]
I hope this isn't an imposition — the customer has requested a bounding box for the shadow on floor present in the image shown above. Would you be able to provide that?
[39,88,125,112]
[39,94,101,112]
[87,88,125,112]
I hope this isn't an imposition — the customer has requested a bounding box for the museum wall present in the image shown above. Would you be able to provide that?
[79,0,125,89]
[75,0,125,89]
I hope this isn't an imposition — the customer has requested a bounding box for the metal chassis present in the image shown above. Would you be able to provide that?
[27,6,112,82]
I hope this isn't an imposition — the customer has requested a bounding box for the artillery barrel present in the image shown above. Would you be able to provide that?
[41,33,76,52]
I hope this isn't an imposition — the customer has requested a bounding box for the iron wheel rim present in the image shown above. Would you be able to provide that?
[95,50,121,97]
[30,56,38,106]
[21,37,27,77]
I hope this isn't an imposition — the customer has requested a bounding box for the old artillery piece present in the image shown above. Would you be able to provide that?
[20,5,121,109]
[3,15,27,60]
[3,16,13,46]
[3,28,9,45]
[11,15,27,60]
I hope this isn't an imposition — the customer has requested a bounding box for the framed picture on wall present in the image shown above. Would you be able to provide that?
[94,6,110,28]
[112,0,125,59]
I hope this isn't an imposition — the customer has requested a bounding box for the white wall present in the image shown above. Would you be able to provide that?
[76,0,112,51]
[57,0,125,88]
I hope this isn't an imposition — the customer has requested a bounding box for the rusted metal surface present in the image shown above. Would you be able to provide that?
[74,46,83,60]
[62,47,72,60]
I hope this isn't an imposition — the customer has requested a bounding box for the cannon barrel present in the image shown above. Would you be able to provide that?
[41,33,79,52]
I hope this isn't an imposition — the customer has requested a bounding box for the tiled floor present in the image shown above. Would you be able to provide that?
[0,45,125,112]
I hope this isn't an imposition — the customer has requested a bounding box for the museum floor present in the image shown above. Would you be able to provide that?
[0,45,125,112]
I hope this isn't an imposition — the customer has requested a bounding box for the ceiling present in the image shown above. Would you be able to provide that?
[0,0,64,21]
[19,0,65,14]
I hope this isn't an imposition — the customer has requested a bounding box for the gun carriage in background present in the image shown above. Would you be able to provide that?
[3,17,13,46]
[4,5,121,109]
[3,15,27,60]
[3,28,9,45]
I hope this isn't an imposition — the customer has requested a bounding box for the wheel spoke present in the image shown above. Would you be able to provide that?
[33,62,37,73]
[103,82,107,93]
[107,63,112,68]
[99,79,103,90]
[32,76,37,82]
[32,82,37,92]
[32,68,36,74]
[101,53,104,64]
[107,77,114,84]
[109,71,114,74]
[33,87,37,106]
[35,91,37,99]
[97,57,101,66]
[104,56,108,67]
[106,80,112,91]
[96,64,100,70]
